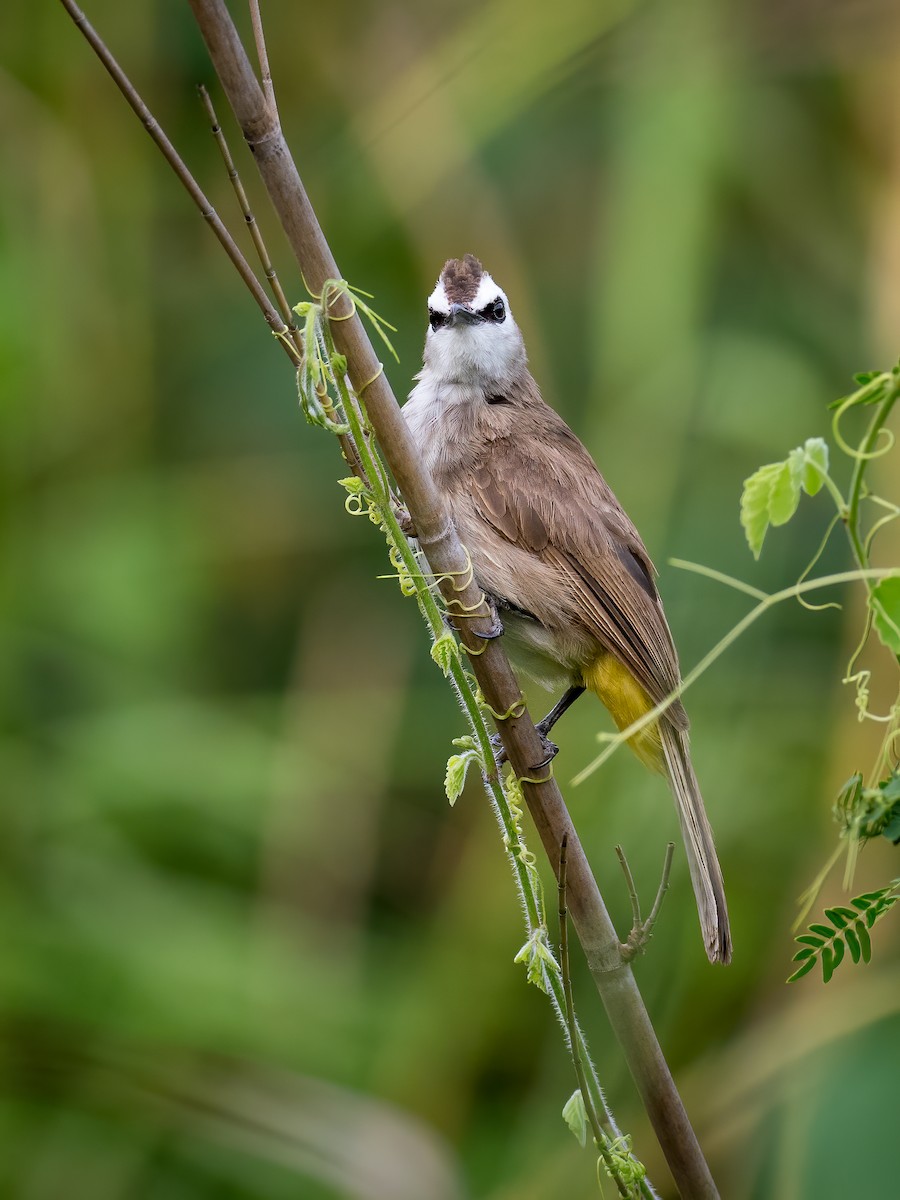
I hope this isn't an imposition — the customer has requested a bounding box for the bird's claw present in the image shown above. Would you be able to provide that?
[490,730,558,773]
[394,506,416,538]
[475,613,504,641]
[490,731,507,768]
[530,734,559,770]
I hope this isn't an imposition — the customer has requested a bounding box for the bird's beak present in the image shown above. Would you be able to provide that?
[448,303,484,327]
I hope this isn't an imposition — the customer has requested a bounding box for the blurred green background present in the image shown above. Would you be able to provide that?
[3,1,900,1197]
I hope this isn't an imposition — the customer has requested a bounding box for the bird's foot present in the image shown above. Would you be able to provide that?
[472,596,504,642]
[394,506,416,538]
[445,598,504,642]
[490,731,506,768]
[490,729,558,773]
[474,611,504,642]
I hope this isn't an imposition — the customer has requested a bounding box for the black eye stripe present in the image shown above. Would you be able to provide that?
[429,299,505,328]
[477,298,506,322]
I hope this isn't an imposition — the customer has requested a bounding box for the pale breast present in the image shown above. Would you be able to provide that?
[402,377,598,683]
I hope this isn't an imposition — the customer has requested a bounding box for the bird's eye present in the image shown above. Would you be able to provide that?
[479,298,506,323]
[429,309,447,331]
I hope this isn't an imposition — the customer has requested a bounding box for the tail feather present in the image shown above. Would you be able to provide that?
[660,724,732,964]
[581,654,731,962]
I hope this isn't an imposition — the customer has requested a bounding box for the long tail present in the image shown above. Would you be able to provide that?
[660,724,732,964]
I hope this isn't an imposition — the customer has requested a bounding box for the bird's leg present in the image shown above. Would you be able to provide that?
[535,685,586,740]
[491,685,586,771]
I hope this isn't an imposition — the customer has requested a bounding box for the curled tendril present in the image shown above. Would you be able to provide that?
[388,539,417,596]
[845,669,874,722]
[831,390,895,461]
[357,362,385,396]
[796,512,843,612]
[843,599,897,725]
[517,766,555,784]
[435,547,477,602]
[480,697,527,722]
[314,278,400,362]
[272,326,302,364]
[462,637,489,656]
[843,665,895,724]
[880,722,900,769]
[344,492,367,517]
[865,505,900,557]
[503,774,540,875]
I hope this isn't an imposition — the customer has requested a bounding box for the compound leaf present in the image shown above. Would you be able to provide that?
[741,439,830,558]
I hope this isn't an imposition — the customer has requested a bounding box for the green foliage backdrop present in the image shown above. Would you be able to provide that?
[3,1,900,1196]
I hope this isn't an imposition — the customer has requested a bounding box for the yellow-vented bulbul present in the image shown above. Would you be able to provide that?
[403,254,731,964]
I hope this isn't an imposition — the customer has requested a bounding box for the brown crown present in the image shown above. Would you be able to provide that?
[440,253,484,304]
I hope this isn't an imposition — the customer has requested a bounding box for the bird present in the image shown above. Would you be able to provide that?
[402,253,731,964]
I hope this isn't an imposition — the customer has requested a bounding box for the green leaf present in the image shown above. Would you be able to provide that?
[831,936,845,971]
[337,475,366,496]
[740,438,828,558]
[796,934,824,948]
[836,772,863,811]
[859,888,895,903]
[514,929,555,994]
[444,750,476,806]
[828,371,890,408]
[451,735,478,752]
[801,437,829,496]
[869,576,900,656]
[845,924,861,963]
[825,907,847,929]
[788,956,818,983]
[821,945,835,983]
[882,811,900,844]
[562,1089,588,1148]
[740,463,783,558]
[880,769,900,804]
[792,946,817,961]
[430,631,459,676]
[856,919,872,963]
[809,923,835,938]
[768,454,803,525]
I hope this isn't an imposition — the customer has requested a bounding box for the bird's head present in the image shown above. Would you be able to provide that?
[423,254,525,386]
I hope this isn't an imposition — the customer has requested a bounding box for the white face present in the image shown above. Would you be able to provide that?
[423,270,526,386]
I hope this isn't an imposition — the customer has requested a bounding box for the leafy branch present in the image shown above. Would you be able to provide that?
[575,361,900,984]
[737,365,900,980]
[789,882,900,982]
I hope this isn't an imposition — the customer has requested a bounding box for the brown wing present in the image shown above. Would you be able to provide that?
[470,428,688,728]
